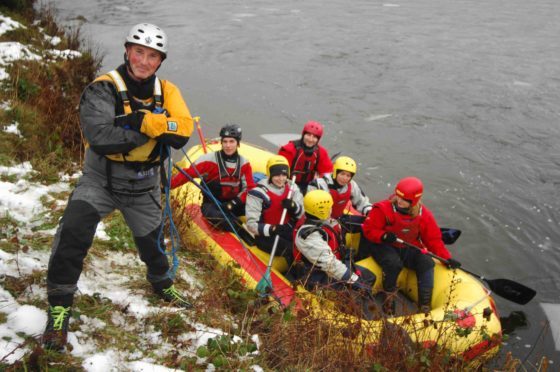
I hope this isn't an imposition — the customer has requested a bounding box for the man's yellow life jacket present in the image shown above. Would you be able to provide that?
[92,70,163,165]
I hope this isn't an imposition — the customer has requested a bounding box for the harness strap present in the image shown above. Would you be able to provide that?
[216,152,241,181]
[299,225,328,240]
[291,140,319,182]
[107,70,131,113]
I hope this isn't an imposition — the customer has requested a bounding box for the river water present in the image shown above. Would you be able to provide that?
[49,0,560,365]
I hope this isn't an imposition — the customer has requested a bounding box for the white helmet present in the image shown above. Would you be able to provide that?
[125,23,168,57]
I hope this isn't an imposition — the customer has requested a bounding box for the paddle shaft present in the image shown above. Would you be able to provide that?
[396,238,536,305]
[340,219,461,245]
[194,116,208,154]
[172,163,251,239]
[396,238,488,280]
[266,175,298,268]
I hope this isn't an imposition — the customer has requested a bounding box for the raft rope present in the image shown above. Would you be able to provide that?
[157,143,181,278]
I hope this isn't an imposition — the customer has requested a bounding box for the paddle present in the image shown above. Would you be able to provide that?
[194,116,208,154]
[330,151,341,161]
[340,218,462,246]
[256,175,297,294]
[440,228,461,245]
[395,238,536,305]
[172,163,255,246]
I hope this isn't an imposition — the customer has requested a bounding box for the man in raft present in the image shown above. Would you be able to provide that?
[171,124,255,237]
[278,121,333,194]
[43,23,193,351]
[245,155,304,271]
[294,190,377,319]
[361,176,461,314]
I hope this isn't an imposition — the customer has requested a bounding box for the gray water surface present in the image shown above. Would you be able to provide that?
[49,0,560,366]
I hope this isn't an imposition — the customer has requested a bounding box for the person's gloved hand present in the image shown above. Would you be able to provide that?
[271,224,292,239]
[446,258,461,269]
[381,232,397,244]
[281,199,298,215]
[224,197,241,212]
[152,107,170,117]
[348,272,360,284]
[114,111,145,131]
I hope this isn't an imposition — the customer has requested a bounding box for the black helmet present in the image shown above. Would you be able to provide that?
[219,124,242,142]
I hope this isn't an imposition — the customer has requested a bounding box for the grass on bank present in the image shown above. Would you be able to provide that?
[0,2,101,182]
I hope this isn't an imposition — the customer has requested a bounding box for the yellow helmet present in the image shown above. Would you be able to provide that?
[333,156,357,176]
[303,190,333,220]
[266,155,290,177]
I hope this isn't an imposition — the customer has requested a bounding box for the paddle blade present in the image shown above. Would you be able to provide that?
[256,270,273,294]
[441,228,461,245]
[485,278,536,305]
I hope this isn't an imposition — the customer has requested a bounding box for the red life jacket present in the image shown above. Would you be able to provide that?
[375,199,422,248]
[260,183,290,225]
[293,218,343,261]
[329,182,352,219]
[290,140,320,185]
[213,151,241,200]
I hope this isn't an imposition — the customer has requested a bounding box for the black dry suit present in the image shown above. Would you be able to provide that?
[46,65,193,306]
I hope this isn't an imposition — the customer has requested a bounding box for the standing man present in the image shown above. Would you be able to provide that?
[43,23,194,351]
[171,124,255,233]
[278,121,333,194]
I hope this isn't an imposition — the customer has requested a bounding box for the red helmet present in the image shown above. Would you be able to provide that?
[395,177,423,206]
[302,121,324,139]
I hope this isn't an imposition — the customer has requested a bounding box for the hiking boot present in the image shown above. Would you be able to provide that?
[42,306,71,351]
[157,285,193,309]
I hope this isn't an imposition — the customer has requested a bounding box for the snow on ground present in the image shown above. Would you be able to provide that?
[0,162,70,233]
[0,161,250,369]
[0,41,41,72]
[0,14,25,36]
[0,13,83,80]
[47,48,82,59]
[43,33,61,46]
[2,121,22,137]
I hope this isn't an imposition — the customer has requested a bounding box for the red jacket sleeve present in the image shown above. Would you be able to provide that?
[317,146,333,175]
[419,207,452,260]
[170,159,216,189]
[238,162,256,203]
[170,165,198,189]
[362,206,387,243]
[278,142,296,167]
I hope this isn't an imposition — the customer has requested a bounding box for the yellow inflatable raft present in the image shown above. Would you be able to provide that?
[171,140,502,364]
